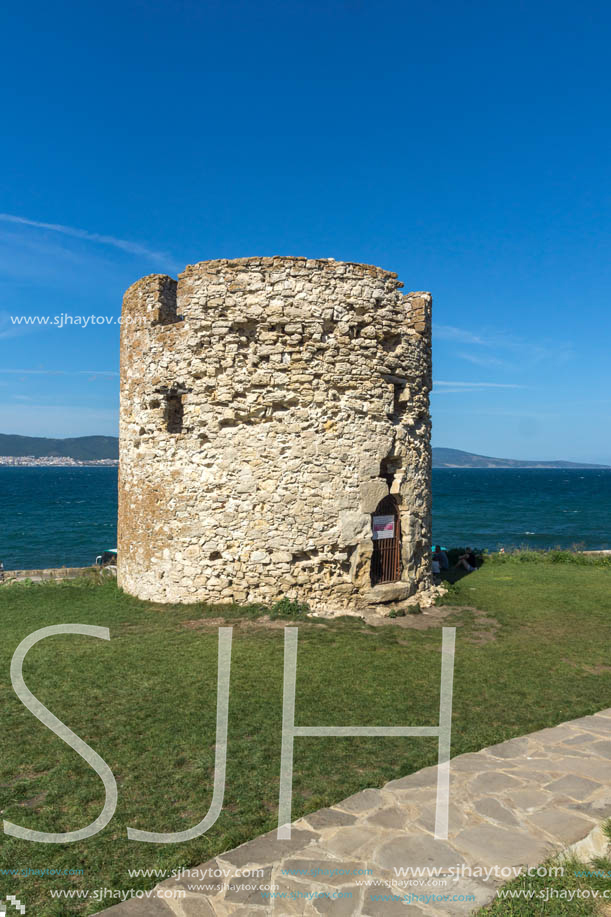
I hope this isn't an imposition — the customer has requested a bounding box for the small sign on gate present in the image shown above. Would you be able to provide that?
[372,514,395,540]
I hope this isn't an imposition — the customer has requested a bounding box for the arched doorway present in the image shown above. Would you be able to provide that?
[370,495,401,585]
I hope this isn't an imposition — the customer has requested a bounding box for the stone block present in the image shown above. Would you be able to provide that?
[545,775,601,800]
[365,806,408,829]
[527,808,595,843]
[485,737,529,759]
[279,858,367,887]
[337,789,385,814]
[469,772,523,795]
[339,511,371,545]
[304,808,357,830]
[453,824,549,867]
[224,866,273,905]
[362,582,411,604]
[359,479,389,513]
[222,827,318,868]
[312,885,363,915]
[322,826,376,858]
[473,797,520,827]
[373,834,466,872]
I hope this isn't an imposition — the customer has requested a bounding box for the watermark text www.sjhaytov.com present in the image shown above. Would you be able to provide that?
[10,314,147,329]
[48,887,185,904]
[0,868,83,877]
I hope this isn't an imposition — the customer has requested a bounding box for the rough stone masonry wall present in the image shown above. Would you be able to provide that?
[118,257,432,614]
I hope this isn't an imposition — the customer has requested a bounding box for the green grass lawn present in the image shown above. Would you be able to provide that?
[0,554,609,915]
[480,825,611,916]
[481,855,611,916]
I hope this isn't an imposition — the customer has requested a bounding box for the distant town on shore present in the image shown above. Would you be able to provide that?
[0,455,118,467]
[0,434,119,466]
[0,434,608,470]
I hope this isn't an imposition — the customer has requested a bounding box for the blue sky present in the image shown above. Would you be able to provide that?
[0,0,609,463]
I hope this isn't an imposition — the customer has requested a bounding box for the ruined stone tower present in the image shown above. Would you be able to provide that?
[118,257,432,613]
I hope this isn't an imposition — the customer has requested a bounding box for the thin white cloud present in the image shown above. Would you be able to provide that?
[457,351,514,369]
[433,324,488,345]
[435,323,575,367]
[0,327,30,341]
[0,212,174,266]
[0,308,38,341]
[434,381,524,389]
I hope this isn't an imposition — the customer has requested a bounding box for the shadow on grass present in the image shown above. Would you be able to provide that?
[438,567,479,586]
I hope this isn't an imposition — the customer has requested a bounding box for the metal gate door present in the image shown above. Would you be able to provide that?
[371,495,401,585]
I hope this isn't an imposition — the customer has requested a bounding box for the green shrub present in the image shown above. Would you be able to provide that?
[269,596,310,616]
[388,604,421,617]
[486,548,611,567]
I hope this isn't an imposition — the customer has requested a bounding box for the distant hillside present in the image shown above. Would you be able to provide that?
[0,434,119,461]
[433,447,610,470]
[1,436,607,468]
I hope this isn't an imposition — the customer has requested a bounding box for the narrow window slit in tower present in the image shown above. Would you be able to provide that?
[155,384,190,434]
[393,384,402,416]
[382,374,409,424]
[380,458,395,488]
[150,277,181,326]
[165,392,184,433]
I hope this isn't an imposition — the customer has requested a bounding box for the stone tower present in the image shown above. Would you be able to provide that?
[118,256,432,613]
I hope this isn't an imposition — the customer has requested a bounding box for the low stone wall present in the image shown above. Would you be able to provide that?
[0,566,113,584]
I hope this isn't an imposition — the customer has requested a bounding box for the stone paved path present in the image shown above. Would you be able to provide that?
[101,709,611,916]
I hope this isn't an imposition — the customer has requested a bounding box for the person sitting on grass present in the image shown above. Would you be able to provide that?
[433,545,449,570]
[456,548,478,573]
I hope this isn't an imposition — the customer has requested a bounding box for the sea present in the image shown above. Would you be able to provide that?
[0,467,610,570]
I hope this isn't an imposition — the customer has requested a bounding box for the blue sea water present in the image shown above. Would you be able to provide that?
[0,467,609,570]
[432,468,611,552]
[1,467,118,570]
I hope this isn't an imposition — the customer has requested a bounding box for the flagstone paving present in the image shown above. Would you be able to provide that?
[100,709,611,916]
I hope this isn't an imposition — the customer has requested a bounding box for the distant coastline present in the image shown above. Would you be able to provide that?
[0,456,118,467]
[0,434,608,470]
[432,447,609,470]
[0,434,118,462]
